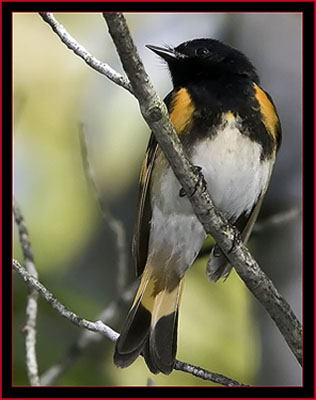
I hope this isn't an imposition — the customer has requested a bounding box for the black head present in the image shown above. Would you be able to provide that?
[146,38,259,87]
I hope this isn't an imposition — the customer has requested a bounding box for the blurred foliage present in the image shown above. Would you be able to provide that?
[13,12,301,386]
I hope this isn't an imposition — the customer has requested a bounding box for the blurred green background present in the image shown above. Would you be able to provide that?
[13,12,302,386]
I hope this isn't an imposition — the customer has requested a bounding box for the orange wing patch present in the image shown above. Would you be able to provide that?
[170,88,195,134]
[253,83,279,142]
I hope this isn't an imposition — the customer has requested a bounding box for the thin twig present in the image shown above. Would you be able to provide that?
[40,118,133,386]
[14,259,247,386]
[13,200,40,386]
[108,217,128,293]
[253,207,301,233]
[146,377,155,386]
[103,12,302,366]
[78,124,128,292]
[174,360,249,386]
[13,259,119,343]
[40,281,137,386]
[197,206,301,259]
[39,13,133,94]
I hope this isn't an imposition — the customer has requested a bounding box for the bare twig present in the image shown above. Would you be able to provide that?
[40,281,137,385]
[79,124,128,292]
[14,259,247,386]
[109,217,128,292]
[39,13,133,94]
[103,12,302,365]
[253,207,301,233]
[13,200,40,386]
[40,115,134,387]
[146,377,155,386]
[174,360,249,386]
[79,127,128,292]
[198,206,301,259]
[13,259,119,343]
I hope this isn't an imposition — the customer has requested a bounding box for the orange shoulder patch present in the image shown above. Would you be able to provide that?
[169,88,195,134]
[253,83,279,143]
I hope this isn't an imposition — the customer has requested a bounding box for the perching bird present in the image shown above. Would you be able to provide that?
[114,38,281,374]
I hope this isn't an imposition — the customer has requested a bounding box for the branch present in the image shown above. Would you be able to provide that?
[174,361,249,387]
[79,123,128,292]
[253,206,301,233]
[103,13,302,365]
[146,377,155,386]
[198,206,301,259]
[13,259,119,343]
[13,259,247,386]
[39,13,133,94]
[13,200,40,386]
[40,281,137,385]
[40,123,131,384]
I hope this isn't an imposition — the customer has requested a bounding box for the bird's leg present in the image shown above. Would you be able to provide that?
[227,225,242,254]
[179,165,207,198]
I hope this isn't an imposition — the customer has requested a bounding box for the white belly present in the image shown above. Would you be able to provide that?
[148,116,272,275]
[191,122,271,221]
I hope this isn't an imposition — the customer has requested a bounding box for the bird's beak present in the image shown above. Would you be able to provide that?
[146,44,179,62]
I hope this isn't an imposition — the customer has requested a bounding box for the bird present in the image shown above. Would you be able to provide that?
[113,38,282,374]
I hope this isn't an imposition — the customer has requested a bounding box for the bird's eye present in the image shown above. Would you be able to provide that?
[196,47,210,56]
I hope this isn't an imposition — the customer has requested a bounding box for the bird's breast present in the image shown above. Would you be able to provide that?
[151,112,273,222]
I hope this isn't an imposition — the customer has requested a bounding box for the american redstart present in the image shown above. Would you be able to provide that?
[114,38,281,374]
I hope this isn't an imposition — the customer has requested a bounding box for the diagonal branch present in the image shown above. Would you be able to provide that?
[39,13,133,94]
[174,361,249,386]
[13,259,248,386]
[13,259,119,342]
[103,12,302,366]
[78,124,128,292]
[13,199,40,386]
[40,281,137,386]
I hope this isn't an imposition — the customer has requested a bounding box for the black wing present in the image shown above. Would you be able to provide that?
[132,92,175,276]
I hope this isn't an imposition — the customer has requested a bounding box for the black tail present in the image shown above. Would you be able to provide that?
[114,267,183,374]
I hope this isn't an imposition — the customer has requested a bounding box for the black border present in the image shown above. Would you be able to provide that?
[5,1,314,399]
[2,1,315,12]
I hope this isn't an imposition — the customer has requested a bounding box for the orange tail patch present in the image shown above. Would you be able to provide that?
[114,266,184,374]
